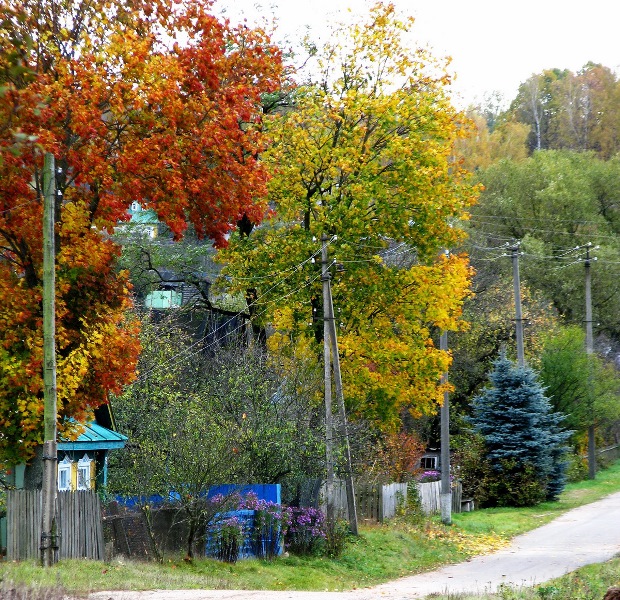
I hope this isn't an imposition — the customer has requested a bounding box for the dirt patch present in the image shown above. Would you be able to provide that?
[561,489,592,502]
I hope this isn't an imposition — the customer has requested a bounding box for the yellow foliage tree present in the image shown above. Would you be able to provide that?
[455,110,529,172]
[222,2,479,432]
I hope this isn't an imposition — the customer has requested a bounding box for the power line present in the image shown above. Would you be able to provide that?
[471,213,612,226]
[467,217,620,242]
[228,244,325,281]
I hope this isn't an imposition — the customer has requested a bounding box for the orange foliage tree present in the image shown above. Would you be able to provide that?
[0,0,283,464]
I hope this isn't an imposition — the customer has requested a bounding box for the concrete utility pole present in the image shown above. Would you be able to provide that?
[510,244,525,367]
[584,243,596,480]
[439,330,451,525]
[41,152,58,566]
[322,235,358,535]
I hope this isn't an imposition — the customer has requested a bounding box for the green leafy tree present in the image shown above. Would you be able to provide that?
[109,314,324,558]
[471,150,620,341]
[540,326,620,458]
[449,272,558,416]
[470,352,571,506]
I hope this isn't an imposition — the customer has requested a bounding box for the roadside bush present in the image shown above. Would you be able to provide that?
[390,482,425,528]
[285,506,326,556]
[210,515,245,563]
[241,494,291,560]
[566,453,589,482]
[452,431,494,505]
[254,506,287,560]
[324,518,350,558]
[485,459,547,508]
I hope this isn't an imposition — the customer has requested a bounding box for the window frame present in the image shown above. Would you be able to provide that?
[58,456,72,491]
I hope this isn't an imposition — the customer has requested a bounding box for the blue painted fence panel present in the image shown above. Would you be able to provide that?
[116,483,281,508]
[207,484,281,505]
[205,509,256,560]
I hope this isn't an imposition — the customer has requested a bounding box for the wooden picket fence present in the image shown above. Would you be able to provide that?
[416,480,464,514]
[327,480,464,522]
[6,490,104,560]
[329,481,408,522]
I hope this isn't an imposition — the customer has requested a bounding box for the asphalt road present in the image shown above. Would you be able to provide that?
[89,490,620,600]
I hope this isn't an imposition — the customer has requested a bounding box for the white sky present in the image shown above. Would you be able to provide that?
[214,0,620,109]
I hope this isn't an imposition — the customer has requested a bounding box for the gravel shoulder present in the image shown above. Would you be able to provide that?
[89,490,620,600]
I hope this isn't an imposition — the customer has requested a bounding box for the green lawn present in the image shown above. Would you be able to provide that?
[2,462,620,596]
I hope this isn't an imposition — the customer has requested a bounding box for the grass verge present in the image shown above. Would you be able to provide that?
[428,556,620,599]
[2,461,620,595]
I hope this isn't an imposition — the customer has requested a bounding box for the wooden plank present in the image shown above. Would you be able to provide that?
[417,481,442,514]
[452,482,462,514]
[6,490,103,561]
[7,490,14,559]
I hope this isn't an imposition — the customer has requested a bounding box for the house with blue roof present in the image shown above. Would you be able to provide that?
[4,405,126,492]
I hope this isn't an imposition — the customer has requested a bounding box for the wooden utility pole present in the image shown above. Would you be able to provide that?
[41,152,58,566]
[322,235,358,535]
[584,243,596,480]
[321,236,335,525]
[439,330,451,525]
[510,244,525,367]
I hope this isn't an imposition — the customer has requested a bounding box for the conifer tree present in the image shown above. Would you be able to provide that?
[471,352,571,506]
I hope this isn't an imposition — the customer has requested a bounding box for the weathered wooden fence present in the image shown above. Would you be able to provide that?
[7,490,104,560]
[327,480,465,522]
[416,481,464,514]
[597,444,620,465]
[330,481,408,522]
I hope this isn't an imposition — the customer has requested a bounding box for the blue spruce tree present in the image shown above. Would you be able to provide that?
[471,352,571,506]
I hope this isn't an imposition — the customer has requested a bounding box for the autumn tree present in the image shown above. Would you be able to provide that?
[0,0,283,465]
[221,3,478,433]
[454,109,529,172]
[506,64,620,158]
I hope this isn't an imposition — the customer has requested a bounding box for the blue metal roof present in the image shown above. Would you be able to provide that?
[58,422,127,451]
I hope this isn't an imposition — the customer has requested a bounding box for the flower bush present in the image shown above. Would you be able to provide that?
[417,470,441,483]
[211,515,245,563]
[285,506,326,556]
[241,492,291,560]
[416,470,455,484]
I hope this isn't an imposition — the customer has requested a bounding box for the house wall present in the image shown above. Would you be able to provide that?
[17,448,100,491]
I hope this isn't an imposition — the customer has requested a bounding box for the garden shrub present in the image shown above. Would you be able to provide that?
[484,459,547,507]
[324,518,350,558]
[210,515,245,563]
[452,431,494,505]
[285,506,326,556]
[237,492,293,560]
